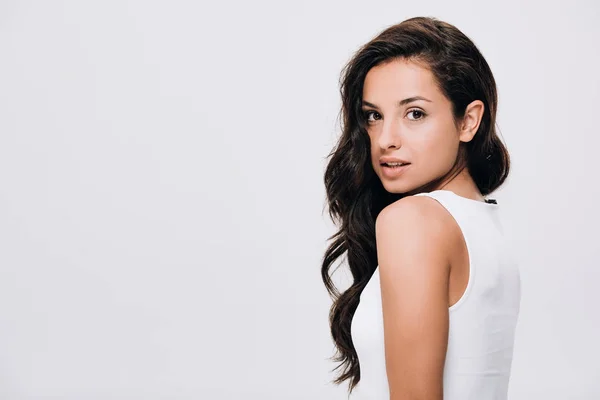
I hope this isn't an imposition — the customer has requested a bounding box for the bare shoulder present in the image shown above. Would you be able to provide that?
[374,194,456,288]
[375,195,456,253]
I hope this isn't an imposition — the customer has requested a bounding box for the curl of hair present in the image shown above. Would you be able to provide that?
[321,16,510,395]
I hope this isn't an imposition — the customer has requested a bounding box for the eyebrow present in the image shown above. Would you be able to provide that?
[361,96,432,109]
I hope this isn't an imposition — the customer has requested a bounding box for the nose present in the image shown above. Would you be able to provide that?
[377,118,402,150]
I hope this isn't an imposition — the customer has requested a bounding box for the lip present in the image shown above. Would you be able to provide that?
[380,163,411,179]
[380,156,410,165]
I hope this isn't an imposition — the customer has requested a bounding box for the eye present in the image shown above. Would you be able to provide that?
[363,110,381,124]
[407,109,426,121]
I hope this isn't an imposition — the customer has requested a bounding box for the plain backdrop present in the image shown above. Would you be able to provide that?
[0,0,599,399]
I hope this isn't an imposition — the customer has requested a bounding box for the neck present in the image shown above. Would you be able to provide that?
[436,168,486,202]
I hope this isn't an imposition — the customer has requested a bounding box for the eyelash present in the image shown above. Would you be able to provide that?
[362,109,426,124]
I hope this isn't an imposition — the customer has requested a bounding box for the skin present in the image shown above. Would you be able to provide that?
[362,58,486,399]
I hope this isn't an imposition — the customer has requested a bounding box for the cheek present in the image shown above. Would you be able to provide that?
[410,125,456,167]
[370,148,379,170]
[369,135,378,161]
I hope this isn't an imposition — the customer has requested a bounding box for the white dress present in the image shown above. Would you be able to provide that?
[349,189,521,399]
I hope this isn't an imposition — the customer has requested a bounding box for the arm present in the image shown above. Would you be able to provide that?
[375,197,452,400]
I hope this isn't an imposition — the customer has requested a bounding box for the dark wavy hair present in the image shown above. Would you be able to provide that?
[321,16,511,395]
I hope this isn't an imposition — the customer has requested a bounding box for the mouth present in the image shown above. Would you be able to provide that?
[381,162,411,168]
[380,162,411,178]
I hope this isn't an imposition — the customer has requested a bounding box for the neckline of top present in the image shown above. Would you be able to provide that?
[427,189,500,208]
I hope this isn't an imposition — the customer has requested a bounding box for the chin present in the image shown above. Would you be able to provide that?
[379,177,408,194]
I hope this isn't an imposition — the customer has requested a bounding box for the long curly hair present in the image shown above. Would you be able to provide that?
[321,16,511,395]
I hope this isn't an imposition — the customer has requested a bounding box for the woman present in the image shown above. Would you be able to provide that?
[321,17,521,399]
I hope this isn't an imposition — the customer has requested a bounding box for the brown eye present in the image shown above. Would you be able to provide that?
[363,110,381,124]
[407,109,426,121]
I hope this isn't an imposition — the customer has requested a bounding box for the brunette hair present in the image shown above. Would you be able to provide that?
[321,16,510,394]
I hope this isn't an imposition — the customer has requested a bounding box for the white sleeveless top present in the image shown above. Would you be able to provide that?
[349,189,521,399]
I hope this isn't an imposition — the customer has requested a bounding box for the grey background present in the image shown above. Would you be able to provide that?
[0,0,598,399]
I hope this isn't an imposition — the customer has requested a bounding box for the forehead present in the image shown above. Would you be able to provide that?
[363,58,441,101]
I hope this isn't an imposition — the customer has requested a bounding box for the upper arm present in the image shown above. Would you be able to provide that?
[375,196,453,400]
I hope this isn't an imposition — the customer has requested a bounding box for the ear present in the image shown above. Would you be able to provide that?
[459,100,485,143]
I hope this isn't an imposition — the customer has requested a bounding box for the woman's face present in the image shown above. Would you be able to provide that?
[362,58,474,194]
